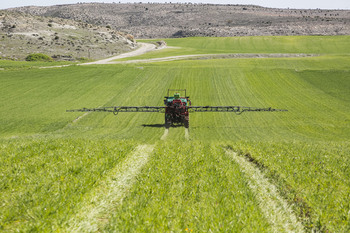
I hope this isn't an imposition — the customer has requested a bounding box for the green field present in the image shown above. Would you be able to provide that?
[132,36,350,60]
[1,36,349,232]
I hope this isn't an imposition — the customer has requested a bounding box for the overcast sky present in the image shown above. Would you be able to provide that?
[1,0,349,10]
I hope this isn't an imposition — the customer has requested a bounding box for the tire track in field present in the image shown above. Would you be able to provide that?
[225,149,304,233]
[66,144,154,232]
[63,104,102,129]
[161,128,169,140]
[72,112,90,123]
[185,128,190,140]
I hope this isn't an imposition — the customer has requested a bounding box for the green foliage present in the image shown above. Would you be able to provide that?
[25,53,53,62]
[76,57,90,62]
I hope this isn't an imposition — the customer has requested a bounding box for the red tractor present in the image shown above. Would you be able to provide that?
[164,89,190,128]
[67,89,287,128]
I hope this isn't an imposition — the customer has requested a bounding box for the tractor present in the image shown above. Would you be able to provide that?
[164,89,190,128]
[67,89,287,128]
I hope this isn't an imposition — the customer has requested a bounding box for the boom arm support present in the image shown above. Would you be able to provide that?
[67,106,287,115]
[66,106,165,115]
[188,106,287,114]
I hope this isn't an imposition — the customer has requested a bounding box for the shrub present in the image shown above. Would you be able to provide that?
[126,34,135,42]
[25,53,53,62]
[76,57,90,62]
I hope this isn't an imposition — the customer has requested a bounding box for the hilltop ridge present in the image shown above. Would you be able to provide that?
[10,3,350,38]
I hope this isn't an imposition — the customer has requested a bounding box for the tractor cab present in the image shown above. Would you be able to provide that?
[164,91,190,107]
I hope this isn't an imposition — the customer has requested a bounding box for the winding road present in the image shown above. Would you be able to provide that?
[40,42,316,68]
[80,43,158,65]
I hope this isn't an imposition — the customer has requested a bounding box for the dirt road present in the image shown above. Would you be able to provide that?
[39,43,158,69]
[80,43,157,65]
[40,42,316,68]
[108,53,316,64]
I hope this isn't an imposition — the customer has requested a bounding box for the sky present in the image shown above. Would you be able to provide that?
[0,0,349,10]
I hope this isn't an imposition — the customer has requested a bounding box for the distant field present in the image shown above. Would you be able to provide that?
[0,60,75,70]
[128,35,350,60]
[1,36,349,232]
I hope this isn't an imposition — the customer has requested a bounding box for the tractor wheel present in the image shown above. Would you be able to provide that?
[165,122,170,129]
[184,119,189,128]
[165,116,170,129]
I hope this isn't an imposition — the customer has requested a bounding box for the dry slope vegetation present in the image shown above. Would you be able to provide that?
[0,10,135,60]
[10,3,350,38]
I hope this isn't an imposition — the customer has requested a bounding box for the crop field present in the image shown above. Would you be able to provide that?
[131,36,350,60]
[1,36,350,232]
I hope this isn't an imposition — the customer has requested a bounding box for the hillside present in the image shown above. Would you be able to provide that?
[10,3,350,38]
[0,10,135,61]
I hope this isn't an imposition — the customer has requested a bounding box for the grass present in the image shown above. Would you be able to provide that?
[128,35,350,60]
[0,60,75,70]
[0,35,349,232]
[230,141,350,232]
[104,142,270,232]
[0,138,135,231]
